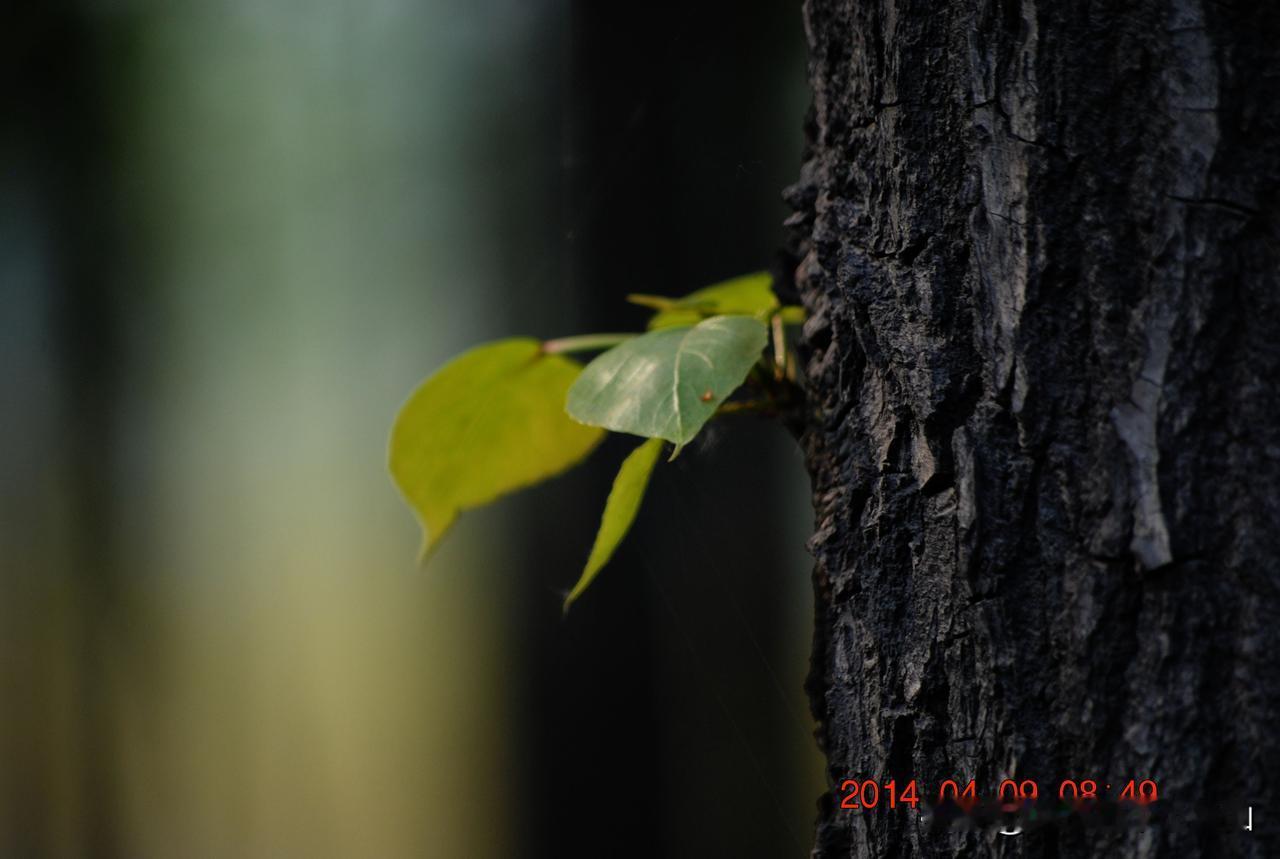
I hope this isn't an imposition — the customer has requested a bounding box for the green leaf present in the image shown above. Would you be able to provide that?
[638,271,778,329]
[564,436,664,611]
[566,315,769,450]
[389,338,604,558]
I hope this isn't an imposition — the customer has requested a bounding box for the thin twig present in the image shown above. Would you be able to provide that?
[541,333,634,355]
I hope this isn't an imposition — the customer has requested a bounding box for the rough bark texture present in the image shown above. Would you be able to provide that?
[786,1,1280,856]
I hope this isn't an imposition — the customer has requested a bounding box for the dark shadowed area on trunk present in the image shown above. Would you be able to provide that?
[785,1,1279,856]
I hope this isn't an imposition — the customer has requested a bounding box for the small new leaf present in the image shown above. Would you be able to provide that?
[564,436,664,611]
[389,338,604,558]
[565,315,769,451]
[778,305,806,325]
[638,271,778,330]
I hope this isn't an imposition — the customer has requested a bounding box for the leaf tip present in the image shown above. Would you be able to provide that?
[415,535,436,567]
[415,514,455,567]
[561,573,591,615]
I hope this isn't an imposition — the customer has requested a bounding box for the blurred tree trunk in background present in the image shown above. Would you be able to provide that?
[787,1,1279,855]
[2,7,124,856]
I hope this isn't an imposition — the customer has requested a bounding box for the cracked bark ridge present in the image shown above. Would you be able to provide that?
[785,1,1280,856]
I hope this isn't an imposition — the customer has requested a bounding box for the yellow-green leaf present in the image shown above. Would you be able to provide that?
[778,305,806,325]
[389,338,604,558]
[564,436,664,611]
[566,315,769,450]
[638,271,778,329]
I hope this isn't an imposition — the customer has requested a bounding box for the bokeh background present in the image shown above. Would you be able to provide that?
[2,2,820,856]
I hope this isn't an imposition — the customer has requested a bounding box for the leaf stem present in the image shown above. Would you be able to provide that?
[715,400,776,416]
[625,293,679,311]
[770,313,787,381]
[626,293,716,313]
[541,333,635,355]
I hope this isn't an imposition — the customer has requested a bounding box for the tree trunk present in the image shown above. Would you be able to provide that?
[785,1,1280,856]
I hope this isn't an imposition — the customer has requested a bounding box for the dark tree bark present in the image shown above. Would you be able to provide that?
[785,1,1280,856]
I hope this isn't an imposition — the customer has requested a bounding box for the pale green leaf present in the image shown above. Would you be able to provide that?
[639,271,778,329]
[389,338,604,558]
[564,436,664,611]
[566,315,769,449]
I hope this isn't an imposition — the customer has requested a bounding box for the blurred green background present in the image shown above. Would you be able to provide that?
[1,1,820,856]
